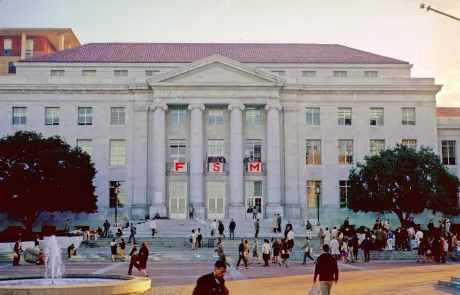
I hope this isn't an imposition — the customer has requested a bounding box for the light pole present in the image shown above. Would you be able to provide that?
[315,183,321,226]
[420,4,460,22]
[114,182,120,226]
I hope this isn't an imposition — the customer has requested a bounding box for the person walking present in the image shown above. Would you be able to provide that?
[301,236,315,264]
[110,238,118,262]
[262,239,271,267]
[417,238,426,263]
[361,236,372,262]
[128,223,136,244]
[375,227,385,251]
[287,228,295,250]
[189,205,195,219]
[252,206,258,219]
[277,214,282,233]
[306,220,312,239]
[415,227,424,247]
[197,228,203,248]
[236,239,249,270]
[218,221,225,239]
[211,220,217,237]
[318,228,325,246]
[350,235,360,262]
[103,219,111,237]
[279,237,290,268]
[250,238,261,265]
[229,219,236,240]
[127,242,138,275]
[272,238,280,264]
[137,242,149,277]
[386,229,394,251]
[330,236,340,261]
[12,238,22,266]
[119,238,126,261]
[314,244,339,295]
[272,214,278,233]
[284,221,293,239]
[149,218,157,237]
[254,219,260,238]
[441,235,448,264]
[190,229,197,250]
[192,260,229,295]
[215,237,231,268]
[446,217,452,236]
[323,227,331,246]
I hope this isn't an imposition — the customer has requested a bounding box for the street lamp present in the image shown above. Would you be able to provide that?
[316,183,321,226]
[420,4,460,22]
[114,182,120,226]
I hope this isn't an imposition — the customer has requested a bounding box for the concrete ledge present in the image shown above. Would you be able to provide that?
[0,274,151,295]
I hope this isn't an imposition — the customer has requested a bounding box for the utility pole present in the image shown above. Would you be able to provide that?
[420,4,460,22]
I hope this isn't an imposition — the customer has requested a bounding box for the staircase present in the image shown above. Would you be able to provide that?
[438,277,460,290]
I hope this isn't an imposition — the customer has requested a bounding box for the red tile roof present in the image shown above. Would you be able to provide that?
[437,107,460,117]
[19,43,409,64]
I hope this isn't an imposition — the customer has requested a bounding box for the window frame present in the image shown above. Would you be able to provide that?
[333,71,347,78]
[3,38,12,56]
[77,139,93,157]
[402,108,416,125]
[170,107,186,125]
[208,108,224,125]
[364,71,378,78]
[338,108,352,126]
[12,107,26,125]
[245,108,261,125]
[369,107,384,126]
[306,140,321,165]
[208,139,224,156]
[402,139,417,150]
[45,107,60,126]
[302,71,316,77]
[441,140,456,165]
[25,39,34,57]
[306,180,322,208]
[78,107,93,126]
[82,70,97,77]
[370,139,385,156]
[114,70,128,77]
[170,139,187,162]
[109,139,126,166]
[339,180,350,208]
[110,107,126,126]
[50,70,65,77]
[306,108,320,126]
[146,70,160,76]
[245,139,262,162]
[338,139,353,164]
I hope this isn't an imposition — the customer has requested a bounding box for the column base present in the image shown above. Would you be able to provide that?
[149,204,167,219]
[228,204,246,220]
[265,204,284,219]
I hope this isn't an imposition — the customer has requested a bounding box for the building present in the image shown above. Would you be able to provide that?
[0,28,81,76]
[0,43,457,225]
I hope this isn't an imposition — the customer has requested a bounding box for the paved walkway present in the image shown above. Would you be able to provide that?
[0,261,458,294]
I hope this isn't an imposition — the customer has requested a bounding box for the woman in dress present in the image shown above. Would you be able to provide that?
[137,242,149,277]
[272,238,280,264]
[250,238,261,264]
[323,227,331,246]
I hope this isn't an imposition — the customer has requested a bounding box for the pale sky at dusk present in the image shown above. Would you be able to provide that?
[0,0,458,106]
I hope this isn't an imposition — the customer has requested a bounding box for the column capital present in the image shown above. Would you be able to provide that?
[228,104,245,111]
[188,104,205,111]
[265,104,283,112]
[149,104,168,111]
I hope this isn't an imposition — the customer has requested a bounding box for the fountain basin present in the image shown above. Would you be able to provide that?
[0,274,151,295]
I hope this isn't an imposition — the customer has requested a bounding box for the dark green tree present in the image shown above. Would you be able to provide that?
[0,131,98,233]
[348,144,459,226]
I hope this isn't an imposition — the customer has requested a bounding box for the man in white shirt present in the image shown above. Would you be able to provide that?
[287,229,295,250]
[262,239,271,266]
[211,220,217,237]
[331,227,338,239]
[415,228,424,247]
[149,219,157,237]
[446,217,452,235]
[384,219,390,231]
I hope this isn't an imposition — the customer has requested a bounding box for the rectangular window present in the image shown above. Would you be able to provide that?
[170,139,186,162]
[253,181,262,196]
[369,108,384,126]
[3,39,12,56]
[45,107,60,125]
[402,108,415,125]
[110,140,126,166]
[338,139,353,164]
[208,139,224,156]
[245,139,262,162]
[50,70,65,76]
[245,181,263,211]
[246,108,261,125]
[78,107,93,125]
[82,70,97,76]
[8,62,16,74]
[109,181,125,208]
[339,181,350,208]
[370,140,385,156]
[146,70,159,76]
[402,139,417,150]
[170,107,186,125]
[114,70,128,77]
[306,180,321,208]
[77,139,92,157]
[208,108,224,125]
[208,181,225,198]
[271,71,285,77]
[338,108,352,126]
[442,141,456,165]
[169,181,187,214]
[111,107,125,126]
[364,71,378,78]
[306,140,321,165]
[12,107,26,125]
[302,71,316,77]
[306,108,320,126]
[333,71,347,78]
[25,39,34,57]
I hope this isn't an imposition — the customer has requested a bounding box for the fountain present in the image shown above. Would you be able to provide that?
[0,235,151,294]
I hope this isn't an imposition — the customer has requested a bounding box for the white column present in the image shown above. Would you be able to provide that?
[188,104,205,217]
[265,103,283,215]
[132,107,149,219]
[20,32,26,59]
[58,34,65,50]
[149,104,168,218]
[228,104,246,219]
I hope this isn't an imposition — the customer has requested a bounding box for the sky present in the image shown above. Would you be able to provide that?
[0,0,459,106]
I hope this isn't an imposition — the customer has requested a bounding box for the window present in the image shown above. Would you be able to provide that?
[306,180,321,208]
[246,108,261,125]
[8,62,16,74]
[110,140,126,166]
[306,140,321,165]
[402,108,415,125]
[146,70,159,76]
[169,181,187,214]
[77,139,92,156]
[25,39,34,57]
[109,181,125,208]
[338,140,353,164]
[82,70,97,76]
[12,107,26,125]
[333,71,347,78]
[170,139,186,162]
[3,39,12,56]
[245,181,263,211]
[208,108,224,125]
[253,181,262,196]
[370,140,385,156]
[339,181,350,208]
[441,141,456,165]
[50,70,65,77]
[170,107,186,125]
[78,107,93,125]
[402,139,417,150]
[306,108,320,126]
[207,181,225,214]
[271,71,285,76]
[245,139,262,162]
[302,71,316,77]
[369,108,384,126]
[111,107,125,125]
[364,71,378,78]
[442,141,456,165]
[208,139,224,156]
[114,70,128,77]
[45,107,60,125]
[338,108,352,126]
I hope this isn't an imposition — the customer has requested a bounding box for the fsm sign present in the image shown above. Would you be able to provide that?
[208,162,223,173]
[173,162,188,173]
[248,162,261,173]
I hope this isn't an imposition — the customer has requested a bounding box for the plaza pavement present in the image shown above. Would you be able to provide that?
[0,260,459,294]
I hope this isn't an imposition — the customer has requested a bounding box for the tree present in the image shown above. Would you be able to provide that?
[348,144,459,226]
[0,131,98,233]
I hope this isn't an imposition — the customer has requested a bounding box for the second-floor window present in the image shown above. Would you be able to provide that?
[12,107,26,125]
[246,108,261,125]
[208,108,224,125]
[170,107,186,125]
[110,140,126,166]
[306,108,320,126]
[50,70,65,76]
[402,139,417,150]
[3,39,12,56]
[45,107,60,125]
[78,107,93,125]
[370,140,385,156]
[402,108,415,125]
[306,140,321,165]
[442,140,456,165]
[333,71,347,78]
[82,70,97,76]
[302,71,316,77]
[25,39,34,57]
[114,70,128,77]
[338,108,352,126]
[170,139,186,162]
[77,139,92,157]
[208,139,224,156]
[369,108,384,126]
[245,139,262,162]
[111,107,125,125]
[338,139,353,164]
[364,71,378,78]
